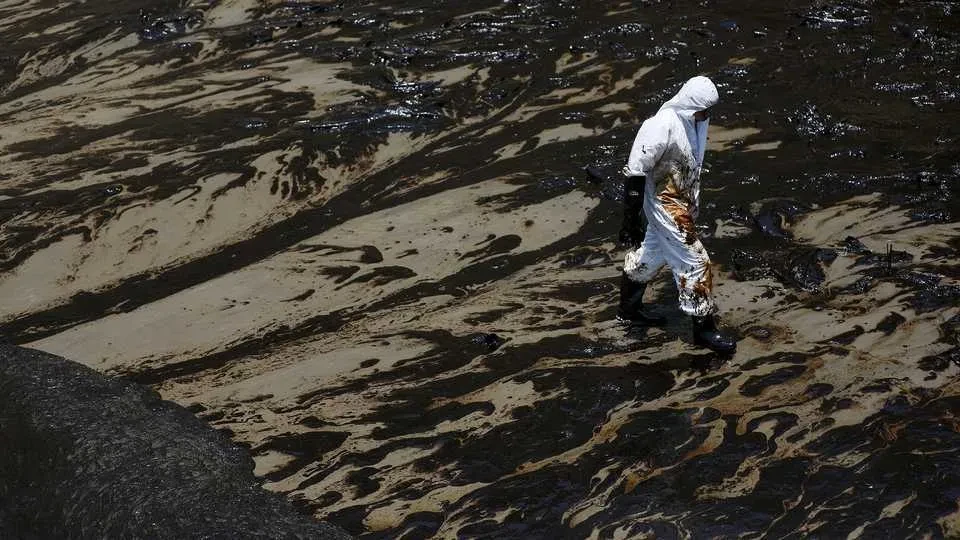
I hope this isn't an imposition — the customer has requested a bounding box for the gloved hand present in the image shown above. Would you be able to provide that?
[619,175,646,247]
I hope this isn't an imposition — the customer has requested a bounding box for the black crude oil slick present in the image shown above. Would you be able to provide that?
[0,0,958,538]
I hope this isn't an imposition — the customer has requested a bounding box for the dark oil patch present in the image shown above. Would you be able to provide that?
[337,265,417,289]
[2,0,960,538]
[254,431,350,482]
[826,325,865,346]
[319,265,362,284]
[739,366,808,397]
[282,289,316,302]
[872,311,906,335]
[918,348,960,372]
[459,234,522,261]
[463,306,518,325]
[740,351,813,371]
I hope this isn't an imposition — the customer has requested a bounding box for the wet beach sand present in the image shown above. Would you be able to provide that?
[1,0,958,537]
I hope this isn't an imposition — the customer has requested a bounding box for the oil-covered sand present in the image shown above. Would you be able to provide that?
[1,0,958,537]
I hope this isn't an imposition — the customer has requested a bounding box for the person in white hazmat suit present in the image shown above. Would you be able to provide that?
[617,76,737,353]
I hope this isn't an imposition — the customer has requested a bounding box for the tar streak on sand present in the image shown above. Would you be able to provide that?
[0,0,958,538]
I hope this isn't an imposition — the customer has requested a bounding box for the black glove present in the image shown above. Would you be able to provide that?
[619,175,646,247]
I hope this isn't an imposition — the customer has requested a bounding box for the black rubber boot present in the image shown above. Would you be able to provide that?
[618,273,667,326]
[692,315,737,354]
[619,175,647,247]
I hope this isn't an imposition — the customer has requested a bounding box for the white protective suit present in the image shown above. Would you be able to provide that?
[622,76,719,317]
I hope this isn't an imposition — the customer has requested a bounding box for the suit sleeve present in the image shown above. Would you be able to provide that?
[623,116,669,177]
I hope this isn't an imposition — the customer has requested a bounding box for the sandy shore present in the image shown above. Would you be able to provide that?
[2,0,958,537]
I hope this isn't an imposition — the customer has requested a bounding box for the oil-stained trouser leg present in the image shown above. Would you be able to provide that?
[646,197,718,318]
[624,222,718,317]
[660,236,717,318]
[649,204,734,352]
[623,229,666,283]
